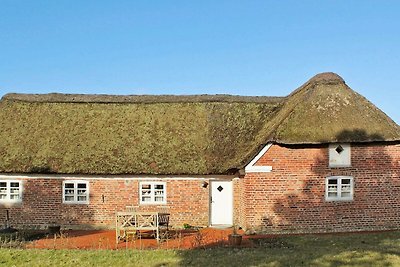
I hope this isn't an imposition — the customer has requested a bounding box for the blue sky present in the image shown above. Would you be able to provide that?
[1,1,399,123]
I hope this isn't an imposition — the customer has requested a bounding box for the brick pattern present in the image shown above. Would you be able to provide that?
[232,178,241,226]
[0,179,210,229]
[2,143,399,233]
[238,176,247,228]
[244,143,400,233]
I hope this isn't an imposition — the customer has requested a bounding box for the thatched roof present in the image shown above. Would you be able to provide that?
[0,72,399,175]
[262,72,400,144]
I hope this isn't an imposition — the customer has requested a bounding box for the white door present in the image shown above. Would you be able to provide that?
[210,180,233,226]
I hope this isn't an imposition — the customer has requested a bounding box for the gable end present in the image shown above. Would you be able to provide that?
[245,144,273,173]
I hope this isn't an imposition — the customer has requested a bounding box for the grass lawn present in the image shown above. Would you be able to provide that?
[0,231,400,267]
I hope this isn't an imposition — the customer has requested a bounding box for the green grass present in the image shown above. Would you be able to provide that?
[1,231,400,266]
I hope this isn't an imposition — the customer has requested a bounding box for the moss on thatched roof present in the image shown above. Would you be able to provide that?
[267,72,400,144]
[4,93,283,104]
[1,72,399,175]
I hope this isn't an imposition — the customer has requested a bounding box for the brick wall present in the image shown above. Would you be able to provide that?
[232,178,241,226]
[243,143,400,233]
[0,179,211,229]
[3,142,398,233]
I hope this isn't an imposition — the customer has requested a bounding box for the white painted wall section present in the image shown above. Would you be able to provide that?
[329,143,351,167]
[245,143,273,173]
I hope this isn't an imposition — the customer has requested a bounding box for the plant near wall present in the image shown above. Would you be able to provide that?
[183,223,192,229]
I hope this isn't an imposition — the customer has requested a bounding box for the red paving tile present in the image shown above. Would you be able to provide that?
[27,228,254,250]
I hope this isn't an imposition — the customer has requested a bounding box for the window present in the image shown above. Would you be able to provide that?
[63,180,89,204]
[325,176,353,201]
[329,143,351,167]
[139,182,166,204]
[0,180,22,203]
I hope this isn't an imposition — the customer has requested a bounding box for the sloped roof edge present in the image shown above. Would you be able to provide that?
[2,93,284,104]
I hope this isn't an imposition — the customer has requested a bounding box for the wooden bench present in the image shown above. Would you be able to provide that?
[116,211,170,243]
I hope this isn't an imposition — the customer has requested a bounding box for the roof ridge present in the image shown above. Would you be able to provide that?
[2,93,285,104]
[288,72,345,99]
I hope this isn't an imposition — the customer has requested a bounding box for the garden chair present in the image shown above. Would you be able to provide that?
[157,206,170,241]
[124,206,139,240]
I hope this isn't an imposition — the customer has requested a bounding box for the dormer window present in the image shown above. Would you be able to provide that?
[329,143,351,167]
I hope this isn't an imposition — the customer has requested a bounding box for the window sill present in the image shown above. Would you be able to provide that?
[329,164,352,168]
[0,200,22,204]
[139,202,167,206]
[63,201,89,205]
[325,198,353,202]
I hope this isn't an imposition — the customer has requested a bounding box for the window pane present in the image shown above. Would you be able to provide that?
[327,179,338,198]
[65,183,74,189]
[77,196,87,202]
[0,188,7,194]
[141,196,151,202]
[154,184,164,201]
[77,189,86,195]
[341,192,351,197]
[77,183,86,189]
[65,196,74,201]
[340,178,352,196]
[142,189,151,195]
[155,196,164,202]
[0,194,7,199]
[65,189,75,195]
[141,184,151,189]
[155,184,164,190]
[10,182,19,188]
[10,194,20,200]
[342,179,351,184]
[141,182,152,203]
[10,188,19,194]
[327,185,337,191]
[341,185,351,191]
[155,190,164,195]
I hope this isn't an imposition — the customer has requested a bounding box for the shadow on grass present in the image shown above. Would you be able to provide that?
[175,231,400,266]
[0,230,399,266]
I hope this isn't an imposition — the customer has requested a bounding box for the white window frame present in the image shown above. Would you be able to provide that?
[0,180,23,203]
[139,181,167,205]
[329,143,351,168]
[325,176,353,201]
[62,180,89,204]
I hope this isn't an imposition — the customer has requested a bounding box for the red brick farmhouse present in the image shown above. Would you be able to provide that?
[1,72,399,233]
